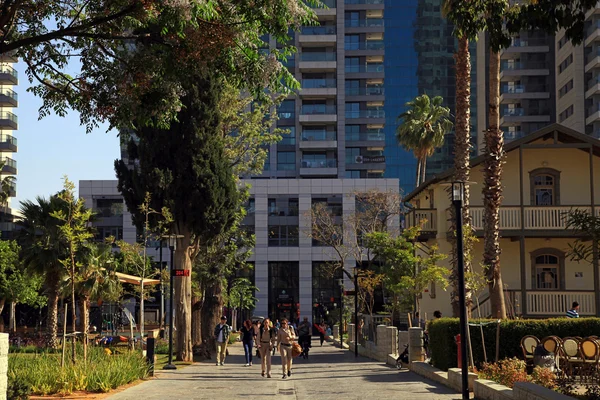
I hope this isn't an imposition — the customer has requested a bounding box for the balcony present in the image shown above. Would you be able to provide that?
[299,26,337,46]
[0,66,17,85]
[311,0,336,19]
[300,159,338,176]
[500,61,550,80]
[345,41,385,52]
[587,103,600,125]
[344,0,384,10]
[300,79,337,97]
[0,135,17,152]
[586,49,600,72]
[346,86,385,100]
[500,84,549,103]
[500,37,550,58]
[0,112,17,130]
[1,158,17,175]
[345,0,383,3]
[470,206,600,230]
[585,21,600,46]
[405,209,437,233]
[299,105,337,124]
[502,130,526,142]
[586,76,600,98]
[299,52,336,72]
[346,130,385,144]
[345,109,385,121]
[300,130,337,149]
[345,63,384,74]
[0,89,18,107]
[500,107,550,126]
[345,19,384,28]
[526,291,596,316]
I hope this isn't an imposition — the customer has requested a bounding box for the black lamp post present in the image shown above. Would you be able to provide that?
[452,180,469,400]
[162,234,182,370]
[159,240,164,339]
[353,268,367,358]
[337,278,344,349]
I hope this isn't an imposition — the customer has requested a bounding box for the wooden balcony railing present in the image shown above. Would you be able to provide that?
[405,209,436,232]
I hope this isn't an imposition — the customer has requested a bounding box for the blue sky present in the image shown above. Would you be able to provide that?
[12,60,120,210]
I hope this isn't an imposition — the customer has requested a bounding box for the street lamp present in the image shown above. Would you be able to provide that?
[452,180,469,400]
[336,278,344,349]
[162,233,184,370]
[353,268,367,358]
[158,239,164,339]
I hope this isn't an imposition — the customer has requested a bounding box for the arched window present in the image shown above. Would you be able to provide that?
[529,168,561,206]
[531,248,565,290]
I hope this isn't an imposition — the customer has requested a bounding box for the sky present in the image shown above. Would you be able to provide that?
[12,60,120,210]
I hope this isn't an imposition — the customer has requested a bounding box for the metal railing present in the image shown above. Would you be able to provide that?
[501,84,548,93]
[301,105,337,114]
[2,157,16,169]
[503,131,526,141]
[0,134,16,146]
[346,86,385,96]
[300,52,336,62]
[345,0,383,4]
[345,40,385,50]
[346,131,385,141]
[301,26,336,35]
[346,109,385,118]
[0,89,17,101]
[0,112,17,123]
[345,63,384,73]
[501,61,548,70]
[0,65,17,78]
[301,130,337,141]
[508,37,548,47]
[345,19,384,27]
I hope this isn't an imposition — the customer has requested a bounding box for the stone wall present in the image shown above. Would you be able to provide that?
[347,324,399,363]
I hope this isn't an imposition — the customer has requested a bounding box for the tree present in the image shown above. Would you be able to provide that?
[226,277,258,330]
[51,177,94,362]
[0,0,320,131]
[356,270,384,337]
[566,209,600,264]
[396,94,453,186]
[17,195,69,348]
[0,240,45,332]
[116,69,240,362]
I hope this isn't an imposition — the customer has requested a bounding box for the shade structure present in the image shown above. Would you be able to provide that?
[114,271,160,286]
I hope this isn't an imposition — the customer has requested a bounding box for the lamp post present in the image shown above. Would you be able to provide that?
[159,239,164,339]
[452,181,469,400]
[337,278,344,349]
[353,268,367,358]
[162,234,183,370]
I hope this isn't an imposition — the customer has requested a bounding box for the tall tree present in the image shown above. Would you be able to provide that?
[116,70,240,362]
[17,195,68,348]
[51,177,94,362]
[0,0,319,130]
[396,94,453,186]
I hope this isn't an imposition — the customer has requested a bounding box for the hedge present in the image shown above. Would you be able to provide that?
[428,317,600,371]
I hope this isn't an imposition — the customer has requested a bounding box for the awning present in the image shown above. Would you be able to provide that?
[114,271,160,286]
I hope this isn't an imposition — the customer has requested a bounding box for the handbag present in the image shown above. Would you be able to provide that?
[291,342,302,358]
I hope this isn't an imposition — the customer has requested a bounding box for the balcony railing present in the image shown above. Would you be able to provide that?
[0,112,17,123]
[3,157,16,170]
[301,105,336,115]
[588,103,600,115]
[346,86,385,96]
[301,26,336,35]
[300,52,336,62]
[0,135,17,146]
[345,0,383,4]
[301,130,337,141]
[312,0,336,6]
[501,84,548,93]
[345,19,384,27]
[586,49,600,64]
[268,207,299,217]
[345,63,384,73]
[346,131,385,141]
[0,66,17,78]
[502,107,551,117]
[508,37,548,47]
[501,61,548,70]
[470,206,600,230]
[502,130,526,141]
[345,41,385,51]
[405,209,436,232]
[0,89,17,101]
[301,159,337,168]
[346,109,385,118]
[588,20,600,36]
[302,79,336,89]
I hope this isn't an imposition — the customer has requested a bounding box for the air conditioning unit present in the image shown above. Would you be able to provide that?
[355,156,364,164]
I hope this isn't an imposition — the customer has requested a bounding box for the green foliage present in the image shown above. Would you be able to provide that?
[4,0,320,131]
[566,208,599,264]
[479,358,556,389]
[429,317,600,371]
[227,277,259,314]
[0,240,45,308]
[8,347,149,395]
[365,229,448,315]
[7,378,31,400]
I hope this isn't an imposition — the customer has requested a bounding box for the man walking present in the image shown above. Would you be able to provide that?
[298,317,311,359]
[566,302,580,318]
[214,316,230,366]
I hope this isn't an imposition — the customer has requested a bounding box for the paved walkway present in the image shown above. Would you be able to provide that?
[108,340,460,400]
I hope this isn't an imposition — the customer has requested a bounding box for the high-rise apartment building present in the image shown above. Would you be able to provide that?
[0,53,18,238]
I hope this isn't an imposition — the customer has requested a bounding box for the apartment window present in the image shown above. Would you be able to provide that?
[345,57,360,73]
[346,147,361,164]
[278,100,295,119]
[345,11,360,27]
[268,225,299,247]
[558,54,573,74]
[263,148,270,171]
[531,249,565,290]
[346,125,360,141]
[277,151,295,171]
[95,198,124,217]
[558,80,573,98]
[530,168,561,206]
[345,170,360,178]
[346,102,360,118]
[558,105,574,122]
[345,80,360,96]
[97,226,123,241]
[344,34,360,50]
[279,126,296,145]
[558,35,568,49]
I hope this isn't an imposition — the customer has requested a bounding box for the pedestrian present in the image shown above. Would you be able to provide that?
[277,318,297,379]
[258,318,276,378]
[271,319,278,356]
[214,316,230,366]
[318,321,326,346]
[298,317,311,359]
[275,319,280,329]
[239,319,255,367]
[567,301,580,318]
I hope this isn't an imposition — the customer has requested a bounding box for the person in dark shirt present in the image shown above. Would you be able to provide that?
[239,319,256,366]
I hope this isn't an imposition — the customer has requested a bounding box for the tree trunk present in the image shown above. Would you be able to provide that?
[192,295,201,348]
[174,240,193,362]
[46,277,60,348]
[484,50,507,319]
[0,298,5,331]
[82,297,88,361]
[71,269,76,364]
[140,281,145,340]
[416,159,422,187]
[200,281,224,354]
[9,301,15,332]
[450,35,473,317]
[422,157,428,185]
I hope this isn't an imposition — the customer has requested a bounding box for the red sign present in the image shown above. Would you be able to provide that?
[171,269,190,277]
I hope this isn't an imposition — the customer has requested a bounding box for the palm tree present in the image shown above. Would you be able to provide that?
[396,94,453,186]
[17,195,68,348]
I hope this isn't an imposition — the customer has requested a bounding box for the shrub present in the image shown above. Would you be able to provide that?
[479,358,529,388]
[7,379,31,400]
[428,317,600,371]
[8,346,149,395]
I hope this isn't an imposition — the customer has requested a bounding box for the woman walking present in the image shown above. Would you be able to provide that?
[240,319,256,367]
[258,318,276,378]
[277,318,296,379]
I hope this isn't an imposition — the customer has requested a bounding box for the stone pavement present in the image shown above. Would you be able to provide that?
[108,340,461,400]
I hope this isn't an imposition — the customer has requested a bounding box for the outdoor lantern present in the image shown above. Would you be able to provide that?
[452,181,465,203]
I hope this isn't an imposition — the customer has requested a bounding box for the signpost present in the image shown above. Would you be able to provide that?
[171,269,190,277]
